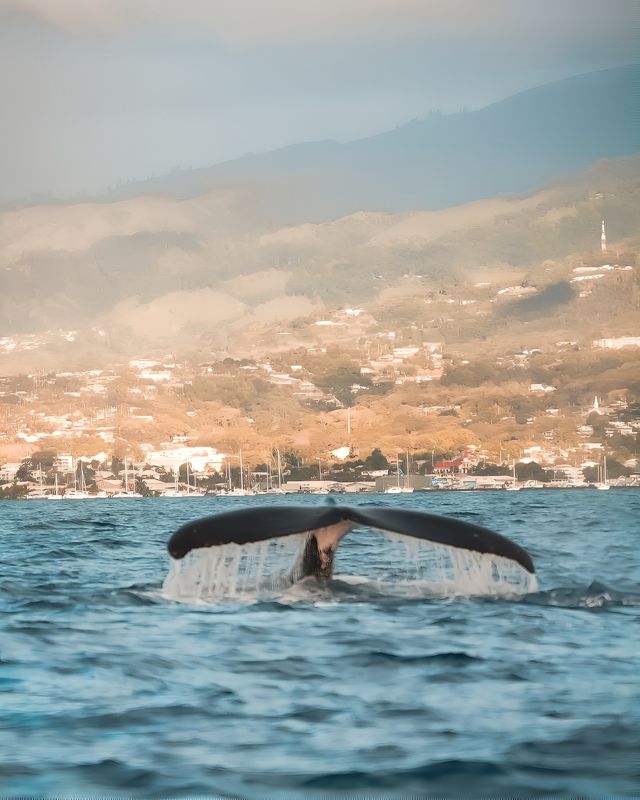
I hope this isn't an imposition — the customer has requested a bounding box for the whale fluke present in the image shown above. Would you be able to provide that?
[167,504,535,579]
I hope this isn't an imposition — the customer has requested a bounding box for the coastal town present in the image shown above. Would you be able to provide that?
[1,296,638,496]
[2,149,639,501]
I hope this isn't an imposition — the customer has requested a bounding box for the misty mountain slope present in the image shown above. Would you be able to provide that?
[106,65,638,223]
[262,155,640,289]
[0,154,638,347]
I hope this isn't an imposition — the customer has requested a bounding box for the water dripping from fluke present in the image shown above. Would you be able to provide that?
[162,535,307,603]
[162,505,537,603]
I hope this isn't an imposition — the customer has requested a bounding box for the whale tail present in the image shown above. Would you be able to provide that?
[167,504,535,584]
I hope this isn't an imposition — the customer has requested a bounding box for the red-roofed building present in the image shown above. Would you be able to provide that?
[433,455,471,475]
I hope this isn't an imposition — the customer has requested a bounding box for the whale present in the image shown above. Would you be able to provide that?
[167,504,535,581]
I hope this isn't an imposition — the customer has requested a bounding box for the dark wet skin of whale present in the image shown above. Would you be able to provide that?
[167,505,535,580]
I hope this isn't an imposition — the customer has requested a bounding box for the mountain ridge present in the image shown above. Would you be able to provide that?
[95,64,638,224]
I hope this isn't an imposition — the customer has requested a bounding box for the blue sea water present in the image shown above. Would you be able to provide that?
[1,490,639,798]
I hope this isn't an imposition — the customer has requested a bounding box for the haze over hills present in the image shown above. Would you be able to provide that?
[0,153,639,370]
[0,65,638,367]
[104,65,638,223]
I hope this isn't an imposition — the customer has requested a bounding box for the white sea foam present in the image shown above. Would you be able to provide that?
[161,529,537,603]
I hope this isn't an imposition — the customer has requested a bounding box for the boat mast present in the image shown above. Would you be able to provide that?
[276,448,282,490]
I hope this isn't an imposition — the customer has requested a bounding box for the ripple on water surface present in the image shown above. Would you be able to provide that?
[0,490,639,797]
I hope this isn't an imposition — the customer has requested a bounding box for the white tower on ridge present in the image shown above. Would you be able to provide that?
[601,219,607,253]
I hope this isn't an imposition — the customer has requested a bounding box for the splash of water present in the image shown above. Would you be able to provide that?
[162,534,307,602]
[371,533,538,598]
[161,530,537,603]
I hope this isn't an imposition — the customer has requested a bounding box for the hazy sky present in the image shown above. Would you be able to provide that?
[0,0,636,204]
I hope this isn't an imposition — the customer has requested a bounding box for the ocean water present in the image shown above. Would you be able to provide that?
[1,490,638,798]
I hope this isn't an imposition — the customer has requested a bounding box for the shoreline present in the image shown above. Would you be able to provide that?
[2,483,638,500]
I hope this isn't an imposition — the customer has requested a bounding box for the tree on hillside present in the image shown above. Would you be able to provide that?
[515,461,553,482]
[30,449,57,469]
[16,461,34,482]
[586,412,610,434]
[280,450,303,470]
[186,375,280,413]
[363,448,389,470]
[583,459,629,482]
[111,456,124,475]
[287,464,323,481]
[315,366,370,407]
[511,398,539,425]
[471,461,510,476]
[0,484,29,500]
[135,476,154,496]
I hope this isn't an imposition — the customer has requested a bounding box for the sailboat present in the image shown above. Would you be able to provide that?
[184,463,205,496]
[26,465,47,499]
[269,448,286,494]
[162,462,204,497]
[47,472,64,500]
[162,463,188,497]
[385,454,414,493]
[113,458,143,497]
[187,463,206,497]
[596,453,610,490]
[64,462,92,499]
[228,449,255,495]
[506,461,521,491]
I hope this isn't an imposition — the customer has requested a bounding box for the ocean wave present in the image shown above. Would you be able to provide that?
[2,491,639,798]
[523,580,640,608]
